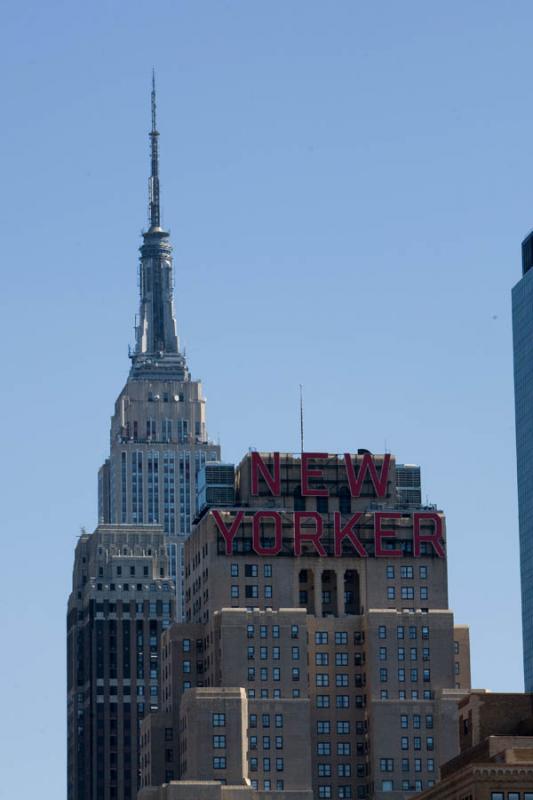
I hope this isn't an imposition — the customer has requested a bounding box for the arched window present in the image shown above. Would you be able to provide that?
[293,486,305,512]
[316,496,328,514]
[339,486,351,514]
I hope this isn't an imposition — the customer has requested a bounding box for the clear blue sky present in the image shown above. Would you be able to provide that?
[1,1,531,796]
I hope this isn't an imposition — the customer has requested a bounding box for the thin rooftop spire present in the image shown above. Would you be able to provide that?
[148,70,160,229]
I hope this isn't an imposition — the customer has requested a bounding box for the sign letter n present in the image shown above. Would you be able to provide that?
[251,452,281,496]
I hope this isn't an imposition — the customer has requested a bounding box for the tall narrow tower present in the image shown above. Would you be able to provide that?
[98,77,220,618]
[513,230,533,690]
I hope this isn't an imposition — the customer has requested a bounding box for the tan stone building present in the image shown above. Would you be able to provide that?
[413,692,533,800]
[139,451,470,800]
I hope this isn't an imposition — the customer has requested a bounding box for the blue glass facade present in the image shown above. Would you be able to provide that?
[512,233,533,690]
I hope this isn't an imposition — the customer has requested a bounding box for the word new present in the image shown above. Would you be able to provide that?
[250,451,391,498]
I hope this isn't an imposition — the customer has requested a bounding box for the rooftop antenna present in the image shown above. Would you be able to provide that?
[299,384,304,454]
[148,69,161,229]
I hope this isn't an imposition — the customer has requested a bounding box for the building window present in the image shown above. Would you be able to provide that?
[318,765,332,777]
[316,695,330,708]
[213,757,226,769]
[336,653,348,665]
[212,714,225,727]
[230,564,239,577]
[381,781,393,792]
[245,564,258,577]
[400,566,414,578]
[401,737,408,750]
[378,626,387,639]
[315,631,328,644]
[380,759,394,772]
[337,721,350,734]
[336,695,349,708]
[317,742,331,755]
[380,668,388,683]
[419,566,428,579]
[213,735,226,748]
[401,586,414,600]
[264,564,272,577]
[387,587,396,600]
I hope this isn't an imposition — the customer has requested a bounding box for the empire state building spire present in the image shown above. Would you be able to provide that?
[149,70,161,229]
[129,75,189,381]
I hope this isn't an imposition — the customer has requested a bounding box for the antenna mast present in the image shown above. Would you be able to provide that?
[148,70,161,228]
[299,384,304,454]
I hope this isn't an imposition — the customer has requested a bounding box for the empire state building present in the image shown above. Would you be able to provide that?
[97,77,220,619]
[67,79,220,800]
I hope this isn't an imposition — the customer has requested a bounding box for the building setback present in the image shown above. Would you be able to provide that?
[139,451,470,800]
[413,691,533,800]
[513,232,533,691]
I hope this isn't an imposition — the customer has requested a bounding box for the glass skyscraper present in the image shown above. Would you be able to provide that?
[512,231,533,690]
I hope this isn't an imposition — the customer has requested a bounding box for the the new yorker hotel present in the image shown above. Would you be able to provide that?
[139,450,470,800]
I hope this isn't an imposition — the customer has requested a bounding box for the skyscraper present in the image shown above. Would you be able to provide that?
[139,450,471,800]
[512,231,533,690]
[68,79,219,800]
[97,76,220,619]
